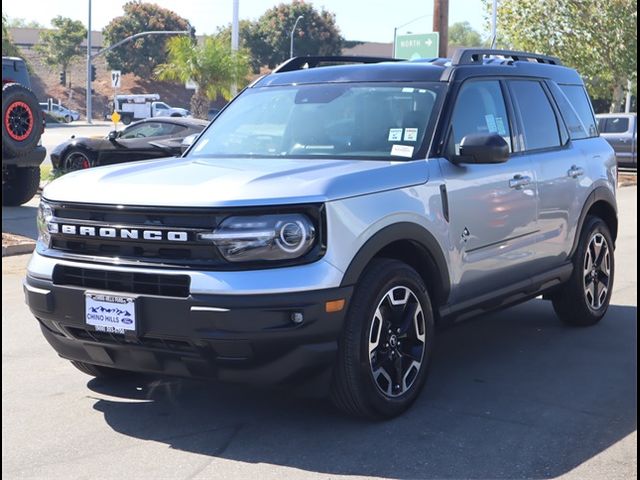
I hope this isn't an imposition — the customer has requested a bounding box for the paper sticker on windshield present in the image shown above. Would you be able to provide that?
[404,128,418,142]
[495,117,507,135]
[391,144,414,158]
[194,139,209,152]
[485,114,498,133]
[388,128,403,141]
[402,87,415,93]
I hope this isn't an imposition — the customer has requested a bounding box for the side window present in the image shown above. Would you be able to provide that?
[548,82,589,140]
[449,80,512,155]
[600,117,630,134]
[509,81,561,151]
[560,85,598,137]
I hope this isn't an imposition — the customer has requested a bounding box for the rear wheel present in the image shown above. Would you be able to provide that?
[70,360,127,379]
[64,115,72,123]
[63,149,95,171]
[331,259,435,418]
[2,166,40,206]
[552,216,615,326]
[121,115,132,125]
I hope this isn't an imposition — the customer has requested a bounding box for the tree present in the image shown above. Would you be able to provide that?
[35,16,87,86]
[246,1,344,69]
[449,21,483,47]
[6,17,45,28]
[486,0,637,112]
[2,14,21,57]
[155,36,250,119]
[103,1,189,77]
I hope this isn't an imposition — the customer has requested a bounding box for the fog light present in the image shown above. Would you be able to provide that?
[291,312,304,324]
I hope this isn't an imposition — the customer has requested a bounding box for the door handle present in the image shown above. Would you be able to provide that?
[568,165,585,178]
[509,174,532,190]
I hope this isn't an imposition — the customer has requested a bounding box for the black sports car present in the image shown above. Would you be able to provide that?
[51,117,208,171]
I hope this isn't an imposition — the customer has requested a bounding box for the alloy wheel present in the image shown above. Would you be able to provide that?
[583,232,611,310]
[368,286,426,398]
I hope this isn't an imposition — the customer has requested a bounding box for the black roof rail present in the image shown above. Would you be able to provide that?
[452,48,562,66]
[273,55,401,73]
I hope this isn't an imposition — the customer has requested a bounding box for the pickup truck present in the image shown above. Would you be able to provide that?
[114,94,190,125]
[596,113,637,168]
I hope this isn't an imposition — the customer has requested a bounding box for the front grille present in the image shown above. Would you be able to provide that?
[48,202,223,266]
[66,326,197,353]
[53,265,190,297]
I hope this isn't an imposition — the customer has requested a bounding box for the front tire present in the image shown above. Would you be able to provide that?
[63,149,95,171]
[2,166,40,206]
[552,216,615,326]
[331,259,435,418]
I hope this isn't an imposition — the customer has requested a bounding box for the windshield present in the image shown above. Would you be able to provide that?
[188,83,444,160]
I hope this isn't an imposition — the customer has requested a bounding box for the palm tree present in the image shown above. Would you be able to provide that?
[155,35,250,119]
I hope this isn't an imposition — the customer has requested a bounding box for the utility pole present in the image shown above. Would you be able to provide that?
[490,0,498,48]
[231,0,239,96]
[86,0,92,123]
[433,0,449,58]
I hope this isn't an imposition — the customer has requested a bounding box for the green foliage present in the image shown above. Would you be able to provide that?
[155,36,251,118]
[2,14,21,57]
[449,21,483,47]
[103,1,189,77]
[35,16,86,83]
[486,0,637,111]
[244,1,344,69]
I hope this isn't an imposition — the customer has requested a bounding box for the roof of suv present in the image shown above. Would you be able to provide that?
[255,49,583,88]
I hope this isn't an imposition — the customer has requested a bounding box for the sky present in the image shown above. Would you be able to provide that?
[2,0,488,43]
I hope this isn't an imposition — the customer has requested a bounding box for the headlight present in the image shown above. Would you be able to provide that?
[37,200,55,247]
[206,214,317,263]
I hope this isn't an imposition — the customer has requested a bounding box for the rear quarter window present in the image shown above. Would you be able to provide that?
[559,85,598,138]
[2,60,31,89]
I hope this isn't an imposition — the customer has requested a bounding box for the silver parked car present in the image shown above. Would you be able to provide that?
[596,113,637,168]
[26,50,618,419]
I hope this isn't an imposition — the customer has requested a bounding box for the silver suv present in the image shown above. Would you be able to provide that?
[25,50,618,418]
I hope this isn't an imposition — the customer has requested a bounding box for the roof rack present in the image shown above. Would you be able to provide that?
[273,55,401,73]
[452,48,562,66]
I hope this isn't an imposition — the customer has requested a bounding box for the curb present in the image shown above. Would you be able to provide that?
[2,241,36,257]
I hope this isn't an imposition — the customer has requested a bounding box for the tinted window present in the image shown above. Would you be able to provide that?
[509,81,560,151]
[560,85,598,137]
[450,80,512,155]
[120,122,179,139]
[548,82,589,140]
[598,117,630,134]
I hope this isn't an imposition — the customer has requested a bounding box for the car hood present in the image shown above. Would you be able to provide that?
[43,156,429,207]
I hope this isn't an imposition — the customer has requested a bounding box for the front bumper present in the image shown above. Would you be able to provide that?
[25,274,352,387]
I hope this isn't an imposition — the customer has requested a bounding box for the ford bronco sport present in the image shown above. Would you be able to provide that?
[25,50,617,418]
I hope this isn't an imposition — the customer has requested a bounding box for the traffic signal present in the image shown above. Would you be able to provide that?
[90,64,96,82]
[189,26,196,44]
[59,71,66,86]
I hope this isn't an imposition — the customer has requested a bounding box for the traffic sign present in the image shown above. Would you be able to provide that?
[111,70,122,88]
[111,111,121,124]
[394,33,440,59]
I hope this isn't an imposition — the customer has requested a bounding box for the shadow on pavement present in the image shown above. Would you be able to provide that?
[2,205,38,240]
[87,300,637,479]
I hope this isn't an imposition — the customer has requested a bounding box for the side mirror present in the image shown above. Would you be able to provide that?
[180,134,198,154]
[455,133,510,164]
[108,130,120,141]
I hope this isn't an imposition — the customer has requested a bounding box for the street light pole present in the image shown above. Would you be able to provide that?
[86,0,92,123]
[290,15,304,58]
[231,0,239,96]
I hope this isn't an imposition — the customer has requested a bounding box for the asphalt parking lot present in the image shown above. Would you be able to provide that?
[2,187,636,480]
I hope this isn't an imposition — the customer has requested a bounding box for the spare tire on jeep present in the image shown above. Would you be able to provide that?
[2,82,44,157]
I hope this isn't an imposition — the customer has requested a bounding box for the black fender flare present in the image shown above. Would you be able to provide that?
[569,186,618,258]
[340,222,451,305]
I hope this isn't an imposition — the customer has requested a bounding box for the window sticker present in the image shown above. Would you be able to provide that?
[388,128,403,141]
[402,87,415,93]
[485,114,498,133]
[495,117,507,135]
[404,128,418,142]
[391,144,414,158]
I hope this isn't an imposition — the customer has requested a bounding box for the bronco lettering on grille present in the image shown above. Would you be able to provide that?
[51,223,189,242]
